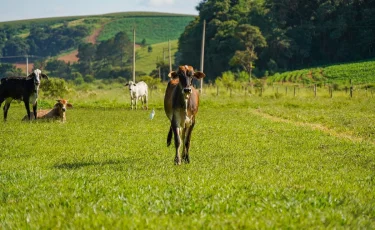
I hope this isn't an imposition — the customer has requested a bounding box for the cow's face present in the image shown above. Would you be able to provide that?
[55,99,73,119]
[125,81,137,92]
[33,69,41,89]
[29,69,48,92]
[168,65,205,99]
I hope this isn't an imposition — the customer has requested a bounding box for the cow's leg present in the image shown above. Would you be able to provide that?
[183,122,195,164]
[0,97,4,119]
[32,101,38,120]
[130,97,134,110]
[172,122,182,165]
[145,95,148,110]
[23,99,31,120]
[167,126,173,147]
[181,128,188,162]
[135,97,138,110]
[3,98,12,121]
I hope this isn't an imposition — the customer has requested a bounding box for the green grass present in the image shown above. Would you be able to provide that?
[98,16,194,44]
[268,59,375,85]
[136,40,178,75]
[1,86,375,229]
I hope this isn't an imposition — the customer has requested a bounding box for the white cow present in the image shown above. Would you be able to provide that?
[125,81,148,110]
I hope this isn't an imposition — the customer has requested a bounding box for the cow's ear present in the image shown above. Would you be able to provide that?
[67,103,73,108]
[168,71,177,79]
[194,71,205,79]
[41,74,48,79]
[56,99,61,103]
[124,83,129,86]
[27,72,36,78]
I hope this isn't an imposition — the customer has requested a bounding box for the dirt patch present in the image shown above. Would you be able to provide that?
[58,23,107,63]
[58,50,79,63]
[14,63,34,74]
[86,21,109,44]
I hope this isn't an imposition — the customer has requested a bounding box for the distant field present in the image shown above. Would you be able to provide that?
[98,16,194,44]
[268,59,375,85]
[1,86,375,228]
[136,40,178,75]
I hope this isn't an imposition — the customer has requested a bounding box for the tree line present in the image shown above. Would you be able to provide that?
[178,0,375,82]
[0,23,89,59]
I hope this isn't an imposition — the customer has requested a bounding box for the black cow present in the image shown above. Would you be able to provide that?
[0,69,48,121]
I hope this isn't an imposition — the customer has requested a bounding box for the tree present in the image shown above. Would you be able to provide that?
[230,24,267,81]
[141,38,147,47]
[113,32,132,68]
[45,59,72,79]
[2,37,29,56]
[77,43,96,75]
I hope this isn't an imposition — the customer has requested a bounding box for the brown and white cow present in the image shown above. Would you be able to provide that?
[22,99,72,122]
[164,65,205,165]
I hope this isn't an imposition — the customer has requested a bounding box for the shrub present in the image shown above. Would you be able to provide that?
[40,78,69,98]
[71,72,83,80]
[74,76,84,85]
[84,74,95,83]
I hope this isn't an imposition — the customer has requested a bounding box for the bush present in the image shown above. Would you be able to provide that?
[84,74,95,83]
[74,77,84,85]
[40,78,69,98]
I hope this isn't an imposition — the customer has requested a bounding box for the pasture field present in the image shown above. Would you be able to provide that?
[136,40,178,75]
[1,87,375,229]
[268,59,375,85]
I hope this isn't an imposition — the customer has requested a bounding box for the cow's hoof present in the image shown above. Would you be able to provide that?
[182,155,190,163]
[174,158,181,165]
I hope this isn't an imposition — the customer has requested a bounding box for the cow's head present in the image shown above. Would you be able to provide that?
[125,81,137,92]
[55,99,73,118]
[28,69,48,91]
[168,65,205,99]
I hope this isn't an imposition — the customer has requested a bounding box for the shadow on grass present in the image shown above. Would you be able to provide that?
[53,159,133,170]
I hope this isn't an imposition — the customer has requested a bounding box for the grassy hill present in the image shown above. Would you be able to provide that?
[136,40,178,76]
[0,12,195,77]
[268,59,375,85]
[98,16,194,44]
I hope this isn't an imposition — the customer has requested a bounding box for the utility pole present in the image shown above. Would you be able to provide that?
[200,20,206,94]
[157,56,161,80]
[168,39,172,73]
[26,55,29,75]
[133,27,136,82]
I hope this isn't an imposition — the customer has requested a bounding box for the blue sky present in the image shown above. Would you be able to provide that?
[0,0,201,22]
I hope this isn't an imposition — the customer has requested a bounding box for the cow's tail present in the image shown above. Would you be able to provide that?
[167,126,173,147]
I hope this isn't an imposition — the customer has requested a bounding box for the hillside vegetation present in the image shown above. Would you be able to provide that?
[98,16,194,44]
[136,40,178,76]
[0,12,195,80]
[267,59,375,85]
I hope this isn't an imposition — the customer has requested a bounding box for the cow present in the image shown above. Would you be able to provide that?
[0,69,48,121]
[164,65,205,165]
[22,99,73,122]
[125,81,148,110]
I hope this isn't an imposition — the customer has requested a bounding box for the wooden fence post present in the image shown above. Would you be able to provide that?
[329,86,333,98]
[314,84,317,97]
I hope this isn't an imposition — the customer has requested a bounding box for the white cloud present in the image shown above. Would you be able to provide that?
[148,0,175,6]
